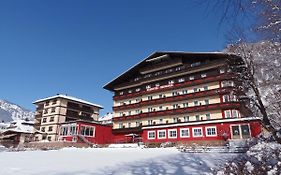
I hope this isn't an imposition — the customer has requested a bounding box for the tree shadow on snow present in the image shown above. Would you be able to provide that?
[53,152,237,175]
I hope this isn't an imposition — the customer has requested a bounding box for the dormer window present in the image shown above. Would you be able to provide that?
[128,90,132,94]
[136,88,141,92]
[119,91,124,95]
[201,73,207,78]
[146,85,151,89]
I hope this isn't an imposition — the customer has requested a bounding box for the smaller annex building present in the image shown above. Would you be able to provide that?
[33,94,113,145]
[58,120,113,145]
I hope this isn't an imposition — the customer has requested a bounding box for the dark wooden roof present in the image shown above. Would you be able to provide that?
[103,51,238,91]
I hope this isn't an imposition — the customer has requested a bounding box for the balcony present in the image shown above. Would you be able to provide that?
[114,73,234,101]
[113,87,235,111]
[112,102,241,121]
[114,60,226,91]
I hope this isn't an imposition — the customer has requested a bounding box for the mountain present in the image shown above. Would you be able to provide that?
[0,100,34,122]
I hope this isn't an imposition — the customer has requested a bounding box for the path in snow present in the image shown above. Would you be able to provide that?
[0,148,238,175]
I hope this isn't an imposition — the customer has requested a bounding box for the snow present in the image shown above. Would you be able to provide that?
[33,94,103,108]
[0,147,239,175]
[3,120,35,134]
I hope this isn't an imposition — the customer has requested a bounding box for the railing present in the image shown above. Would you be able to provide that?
[112,102,241,121]
[113,87,235,111]
[114,60,225,90]
[113,73,234,101]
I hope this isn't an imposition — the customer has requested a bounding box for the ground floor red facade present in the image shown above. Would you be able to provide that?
[57,118,262,145]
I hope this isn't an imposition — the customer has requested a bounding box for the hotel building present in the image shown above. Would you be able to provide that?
[104,52,261,144]
[33,94,103,142]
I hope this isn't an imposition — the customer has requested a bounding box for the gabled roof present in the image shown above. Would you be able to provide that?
[33,94,103,109]
[103,51,236,91]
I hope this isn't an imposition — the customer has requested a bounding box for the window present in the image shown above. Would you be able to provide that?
[48,126,53,132]
[146,85,151,89]
[119,91,124,95]
[135,109,140,114]
[45,101,50,106]
[148,131,156,139]
[52,100,57,105]
[155,83,160,87]
[136,121,140,127]
[80,125,95,136]
[178,78,185,83]
[168,129,177,138]
[168,80,174,85]
[128,100,131,104]
[148,107,153,112]
[194,101,199,106]
[128,111,131,115]
[41,127,45,132]
[224,110,231,118]
[51,107,55,113]
[44,109,48,114]
[205,99,209,105]
[119,112,124,117]
[128,90,132,94]
[42,118,47,123]
[134,77,140,81]
[136,98,141,103]
[159,106,163,110]
[184,116,189,122]
[223,95,230,102]
[128,123,131,128]
[193,128,203,137]
[172,91,177,96]
[47,136,52,141]
[69,125,77,135]
[148,120,153,125]
[173,104,178,109]
[136,88,141,92]
[183,102,188,108]
[159,94,163,98]
[232,110,239,118]
[203,86,208,91]
[191,62,201,67]
[206,113,211,120]
[220,68,225,74]
[49,117,54,122]
[201,73,207,78]
[182,89,188,94]
[193,88,198,92]
[206,127,217,136]
[159,118,163,124]
[158,130,166,139]
[118,123,123,129]
[189,76,195,80]
[180,128,190,138]
[60,126,68,135]
[221,81,234,87]
[148,96,153,100]
[173,118,178,123]
[195,115,200,121]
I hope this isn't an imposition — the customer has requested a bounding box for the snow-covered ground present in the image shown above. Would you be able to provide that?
[0,147,238,175]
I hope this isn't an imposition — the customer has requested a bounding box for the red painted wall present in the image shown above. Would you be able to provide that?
[141,120,262,143]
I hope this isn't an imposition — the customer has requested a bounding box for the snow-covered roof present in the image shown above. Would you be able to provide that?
[98,112,113,121]
[33,94,103,108]
[3,120,35,134]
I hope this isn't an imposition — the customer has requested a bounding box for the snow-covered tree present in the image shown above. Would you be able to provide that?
[225,41,281,142]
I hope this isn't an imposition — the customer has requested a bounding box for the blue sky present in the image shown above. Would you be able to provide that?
[0,0,235,115]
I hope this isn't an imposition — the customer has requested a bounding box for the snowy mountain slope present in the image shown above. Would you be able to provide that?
[0,100,34,122]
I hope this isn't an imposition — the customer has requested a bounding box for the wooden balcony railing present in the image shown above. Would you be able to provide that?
[113,73,234,101]
[112,126,142,134]
[113,87,235,111]
[114,60,225,90]
[112,102,241,121]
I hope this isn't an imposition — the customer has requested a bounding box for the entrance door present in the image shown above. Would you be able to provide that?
[231,125,251,139]
[241,125,251,139]
[231,126,241,139]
